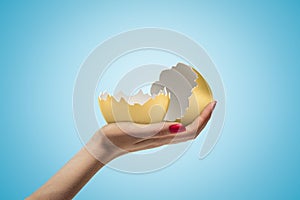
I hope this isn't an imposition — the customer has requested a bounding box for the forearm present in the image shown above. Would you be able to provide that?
[27,147,104,200]
[26,102,215,199]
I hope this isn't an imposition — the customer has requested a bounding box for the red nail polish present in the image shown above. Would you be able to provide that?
[169,124,186,134]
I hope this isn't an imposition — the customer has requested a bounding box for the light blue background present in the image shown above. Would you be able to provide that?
[1,1,299,199]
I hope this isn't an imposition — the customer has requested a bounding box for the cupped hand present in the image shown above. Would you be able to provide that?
[87,101,216,164]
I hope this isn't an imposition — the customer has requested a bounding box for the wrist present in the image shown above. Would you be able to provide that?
[85,128,126,164]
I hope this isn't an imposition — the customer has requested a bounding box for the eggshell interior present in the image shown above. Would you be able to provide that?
[98,63,213,125]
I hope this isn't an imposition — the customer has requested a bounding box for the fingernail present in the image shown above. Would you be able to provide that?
[212,101,217,110]
[169,124,186,134]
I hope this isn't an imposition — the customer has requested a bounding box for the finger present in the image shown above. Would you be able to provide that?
[166,101,216,139]
[115,121,184,140]
[131,142,163,152]
[195,101,216,130]
[187,101,217,138]
[133,101,216,147]
[134,123,189,148]
[134,132,194,151]
[194,101,216,137]
[134,122,187,146]
[141,101,217,144]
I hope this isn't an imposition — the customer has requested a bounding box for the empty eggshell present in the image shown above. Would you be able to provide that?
[151,63,213,125]
[98,89,170,124]
[98,63,213,125]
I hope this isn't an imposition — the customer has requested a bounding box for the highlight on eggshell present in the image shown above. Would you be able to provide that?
[98,63,213,125]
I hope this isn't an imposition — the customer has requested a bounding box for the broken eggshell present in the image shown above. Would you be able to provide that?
[98,89,170,124]
[151,63,213,125]
[98,63,213,125]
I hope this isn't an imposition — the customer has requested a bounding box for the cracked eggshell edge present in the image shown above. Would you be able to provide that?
[98,90,170,124]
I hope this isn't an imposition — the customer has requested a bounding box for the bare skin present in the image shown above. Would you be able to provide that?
[27,101,216,200]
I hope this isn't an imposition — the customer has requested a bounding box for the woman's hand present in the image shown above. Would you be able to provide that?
[27,101,216,200]
[87,101,217,164]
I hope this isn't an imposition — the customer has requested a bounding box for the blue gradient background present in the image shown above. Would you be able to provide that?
[1,1,299,199]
